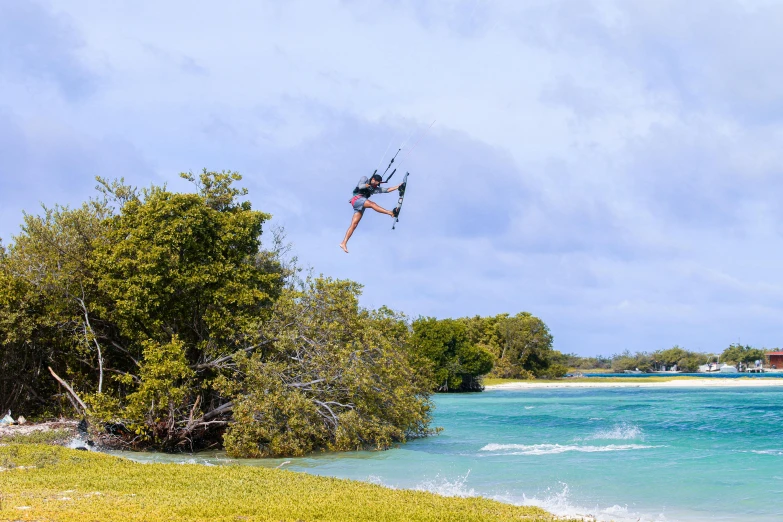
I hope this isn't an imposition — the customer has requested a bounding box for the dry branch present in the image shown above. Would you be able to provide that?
[48,366,87,414]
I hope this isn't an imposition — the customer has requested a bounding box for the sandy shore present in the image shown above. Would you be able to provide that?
[486,378,783,390]
[0,420,77,439]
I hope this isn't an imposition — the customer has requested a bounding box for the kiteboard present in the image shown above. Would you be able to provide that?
[392,172,409,230]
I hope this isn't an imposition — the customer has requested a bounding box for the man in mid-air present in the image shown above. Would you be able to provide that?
[339,173,402,253]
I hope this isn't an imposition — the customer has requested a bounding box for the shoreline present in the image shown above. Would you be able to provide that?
[0,444,575,521]
[486,377,783,390]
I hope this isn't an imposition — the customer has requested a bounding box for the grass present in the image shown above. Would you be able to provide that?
[0,428,74,446]
[482,377,534,386]
[0,444,575,521]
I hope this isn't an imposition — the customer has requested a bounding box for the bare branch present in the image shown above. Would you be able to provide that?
[184,395,202,432]
[75,294,104,393]
[286,378,326,388]
[110,340,140,367]
[191,340,276,370]
[48,366,87,414]
[104,367,141,384]
[200,401,234,422]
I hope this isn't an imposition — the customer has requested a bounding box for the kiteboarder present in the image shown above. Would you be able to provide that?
[339,173,402,253]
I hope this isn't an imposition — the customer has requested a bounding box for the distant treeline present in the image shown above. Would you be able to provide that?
[410,312,566,392]
[560,344,772,373]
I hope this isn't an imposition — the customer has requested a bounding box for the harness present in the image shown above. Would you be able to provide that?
[352,183,375,199]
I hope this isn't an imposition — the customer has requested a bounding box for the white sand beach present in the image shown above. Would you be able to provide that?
[486,378,783,390]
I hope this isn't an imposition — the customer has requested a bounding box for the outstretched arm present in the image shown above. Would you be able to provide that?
[383,183,402,193]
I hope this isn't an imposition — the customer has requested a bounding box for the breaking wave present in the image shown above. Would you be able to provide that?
[581,422,644,441]
[367,471,478,498]
[479,443,659,455]
[404,478,670,522]
[516,483,670,522]
[413,470,477,498]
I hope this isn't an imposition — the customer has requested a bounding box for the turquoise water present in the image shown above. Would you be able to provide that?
[116,387,783,521]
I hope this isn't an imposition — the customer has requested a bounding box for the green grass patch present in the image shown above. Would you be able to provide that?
[482,377,535,386]
[0,429,73,446]
[0,445,574,521]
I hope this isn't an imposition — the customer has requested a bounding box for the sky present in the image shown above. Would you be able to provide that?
[2,0,783,356]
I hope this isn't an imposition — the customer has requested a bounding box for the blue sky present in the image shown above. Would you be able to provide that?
[2,0,783,356]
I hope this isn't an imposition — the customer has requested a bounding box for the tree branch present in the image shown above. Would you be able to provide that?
[110,340,140,367]
[286,378,326,389]
[48,366,87,414]
[192,340,275,370]
[200,401,233,422]
[76,295,104,393]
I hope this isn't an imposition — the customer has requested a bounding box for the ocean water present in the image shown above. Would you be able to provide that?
[115,387,783,521]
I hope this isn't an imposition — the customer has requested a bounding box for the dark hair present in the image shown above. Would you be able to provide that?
[370,174,382,183]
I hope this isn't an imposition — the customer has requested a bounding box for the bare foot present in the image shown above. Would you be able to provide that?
[339,243,349,253]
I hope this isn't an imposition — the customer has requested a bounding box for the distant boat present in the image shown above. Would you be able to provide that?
[623,369,643,374]
[719,364,738,373]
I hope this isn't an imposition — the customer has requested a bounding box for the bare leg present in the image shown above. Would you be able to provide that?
[364,200,394,217]
[339,212,363,253]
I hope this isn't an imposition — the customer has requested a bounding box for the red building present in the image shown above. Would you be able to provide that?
[766,351,783,369]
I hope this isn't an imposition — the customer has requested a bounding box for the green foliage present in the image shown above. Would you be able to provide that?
[0,444,570,521]
[0,199,112,414]
[0,171,285,448]
[410,317,494,391]
[119,337,195,443]
[610,346,710,373]
[86,171,283,449]
[648,346,709,372]
[222,277,436,457]
[0,169,441,457]
[410,312,562,386]
[677,355,702,373]
[611,351,653,372]
[653,346,690,367]
[491,312,557,379]
[539,363,569,379]
[721,343,767,365]
[554,353,612,370]
[93,170,280,352]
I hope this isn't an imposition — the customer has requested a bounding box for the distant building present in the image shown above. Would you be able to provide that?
[766,351,783,369]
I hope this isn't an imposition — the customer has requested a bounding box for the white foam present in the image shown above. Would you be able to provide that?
[413,470,476,498]
[366,475,387,486]
[513,484,669,522]
[66,437,92,451]
[750,449,783,456]
[582,423,644,441]
[479,443,659,455]
[342,472,668,522]
[368,471,478,498]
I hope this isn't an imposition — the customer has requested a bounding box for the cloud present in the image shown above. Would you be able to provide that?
[0,110,155,242]
[3,0,783,355]
[0,0,99,100]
